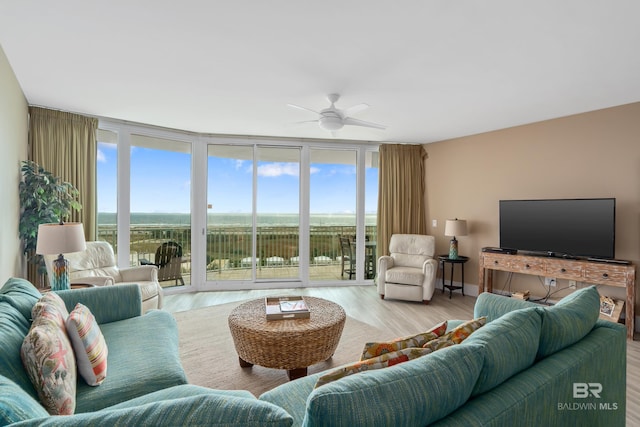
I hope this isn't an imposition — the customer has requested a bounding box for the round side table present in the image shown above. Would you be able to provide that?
[437,255,469,299]
[228,296,346,380]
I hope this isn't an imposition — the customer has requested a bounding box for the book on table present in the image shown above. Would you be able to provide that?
[265,296,310,320]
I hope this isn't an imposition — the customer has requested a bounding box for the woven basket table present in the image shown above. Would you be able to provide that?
[228,296,346,380]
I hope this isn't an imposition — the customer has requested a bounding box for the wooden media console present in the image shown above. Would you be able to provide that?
[478,251,636,340]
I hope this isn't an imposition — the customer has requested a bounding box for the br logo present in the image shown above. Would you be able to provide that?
[573,383,602,398]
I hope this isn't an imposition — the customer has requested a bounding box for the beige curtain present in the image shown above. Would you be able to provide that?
[376,144,428,258]
[28,107,98,239]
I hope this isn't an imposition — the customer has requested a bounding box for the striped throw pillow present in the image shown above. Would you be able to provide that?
[66,303,108,386]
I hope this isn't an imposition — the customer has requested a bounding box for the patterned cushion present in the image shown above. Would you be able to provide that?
[316,347,433,388]
[20,292,77,415]
[536,285,600,359]
[360,320,447,360]
[31,292,70,330]
[66,303,108,386]
[423,317,486,350]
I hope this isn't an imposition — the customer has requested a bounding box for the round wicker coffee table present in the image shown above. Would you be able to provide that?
[228,296,346,380]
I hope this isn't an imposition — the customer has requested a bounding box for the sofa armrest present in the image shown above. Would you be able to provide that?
[71,276,113,287]
[56,283,142,324]
[13,391,293,427]
[119,265,158,282]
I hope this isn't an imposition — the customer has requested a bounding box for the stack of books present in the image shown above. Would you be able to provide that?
[265,296,310,320]
[512,290,530,300]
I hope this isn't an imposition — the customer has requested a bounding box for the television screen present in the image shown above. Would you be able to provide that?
[499,198,615,259]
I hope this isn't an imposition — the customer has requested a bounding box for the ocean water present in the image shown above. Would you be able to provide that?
[98,212,377,227]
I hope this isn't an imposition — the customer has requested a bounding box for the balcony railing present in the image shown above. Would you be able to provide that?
[97,225,377,284]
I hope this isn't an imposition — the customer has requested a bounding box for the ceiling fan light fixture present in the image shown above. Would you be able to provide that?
[319,116,344,131]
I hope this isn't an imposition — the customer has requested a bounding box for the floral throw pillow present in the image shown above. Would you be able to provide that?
[360,320,448,360]
[31,291,70,330]
[423,317,487,351]
[316,347,433,388]
[66,303,108,386]
[21,294,76,415]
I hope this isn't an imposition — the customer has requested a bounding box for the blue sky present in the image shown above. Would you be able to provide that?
[97,142,378,214]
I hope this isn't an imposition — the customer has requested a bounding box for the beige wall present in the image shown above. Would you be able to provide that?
[0,44,28,283]
[425,102,640,321]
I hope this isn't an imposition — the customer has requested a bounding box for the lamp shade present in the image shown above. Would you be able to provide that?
[444,219,468,237]
[36,222,87,255]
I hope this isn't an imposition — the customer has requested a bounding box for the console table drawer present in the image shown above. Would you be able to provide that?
[509,259,546,275]
[546,261,583,279]
[482,254,513,271]
[583,267,627,286]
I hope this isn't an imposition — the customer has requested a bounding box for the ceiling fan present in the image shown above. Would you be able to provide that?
[288,93,386,134]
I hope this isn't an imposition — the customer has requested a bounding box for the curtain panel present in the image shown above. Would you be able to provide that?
[376,144,428,258]
[28,107,97,240]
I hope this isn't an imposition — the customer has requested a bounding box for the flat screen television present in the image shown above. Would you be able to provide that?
[499,198,616,259]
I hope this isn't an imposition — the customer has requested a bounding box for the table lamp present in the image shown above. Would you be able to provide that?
[445,219,468,260]
[36,222,86,291]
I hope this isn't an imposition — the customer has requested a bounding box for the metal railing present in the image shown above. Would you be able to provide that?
[97,225,377,278]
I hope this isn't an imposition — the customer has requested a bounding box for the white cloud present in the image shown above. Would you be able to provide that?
[97,148,107,163]
[258,162,300,177]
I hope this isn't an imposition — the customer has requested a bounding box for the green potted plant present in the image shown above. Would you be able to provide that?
[19,160,82,281]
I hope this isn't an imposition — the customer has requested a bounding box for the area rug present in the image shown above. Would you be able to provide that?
[174,300,388,397]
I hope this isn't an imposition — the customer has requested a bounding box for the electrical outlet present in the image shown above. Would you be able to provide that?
[545,277,557,287]
[432,219,437,227]
[569,280,577,289]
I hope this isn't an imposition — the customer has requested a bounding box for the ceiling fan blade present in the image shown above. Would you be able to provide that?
[343,117,387,130]
[292,119,319,125]
[287,103,319,115]
[342,103,369,117]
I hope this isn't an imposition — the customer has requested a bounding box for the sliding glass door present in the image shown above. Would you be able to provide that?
[129,134,192,289]
[206,144,301,283]
[256,147,301,280]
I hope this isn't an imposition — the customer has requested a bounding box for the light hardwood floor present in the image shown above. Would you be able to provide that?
[163,284,639,425]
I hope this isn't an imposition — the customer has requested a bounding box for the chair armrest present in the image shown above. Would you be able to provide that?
[377,255,394,271]
[55,283,142,324]
[120,265,159,282]
[71,276,113,287]
[422,258,438,277]
[376,255,394,294]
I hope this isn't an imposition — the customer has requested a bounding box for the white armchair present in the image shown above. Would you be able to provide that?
[44,241,163,313]
[377,234,438,304]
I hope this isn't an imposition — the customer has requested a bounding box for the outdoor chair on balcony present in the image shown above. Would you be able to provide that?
[339,236,355,279]
[140,241,185,286]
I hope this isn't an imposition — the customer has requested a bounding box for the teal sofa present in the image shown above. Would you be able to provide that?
[0,278,292,426]
[260,285,626,426]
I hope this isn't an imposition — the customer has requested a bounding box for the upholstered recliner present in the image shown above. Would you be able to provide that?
[44,241,163,313]
[377,234,438,304]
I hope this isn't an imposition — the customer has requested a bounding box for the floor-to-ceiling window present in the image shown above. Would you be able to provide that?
[96,129,118,250]
[129,134,192,289]
[97,120,378,293]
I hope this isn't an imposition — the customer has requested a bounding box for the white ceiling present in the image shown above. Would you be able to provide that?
[1,1,639,144]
